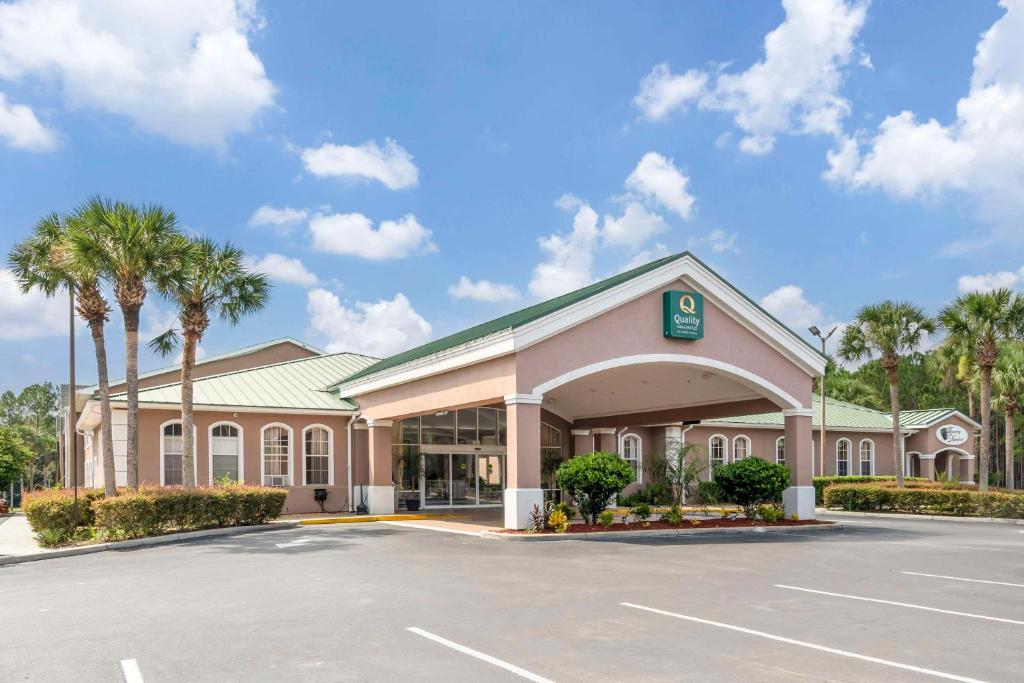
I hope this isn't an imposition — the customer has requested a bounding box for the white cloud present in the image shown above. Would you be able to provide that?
[0,0,275,149]
[0,268,69,339]
[633,62,707,121]
[621,243,670,272]
[688,229,738,254]
[246,253,319,287]
[529,201,600,299]
[760,285,826,330]
[309,212,436,261]
[601,201,667,247]
[827,1,1024,248]
[957,266,1023,294]
[448,276,520,302]
[624,152,695,219]
[0,92,54,150]
[306,288,431,357]
[247,205,309,235]
[301,138,419,190]
[636,0,868,154]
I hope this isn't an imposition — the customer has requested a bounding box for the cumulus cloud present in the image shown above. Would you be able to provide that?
[601,201,667,247]
[635,0,869,154]
[247,205,309,235]
[309,212,436,261]
[301,138,419,190]
[528,201,600,299]
[0,92,54,150]
[825,1,1024,248]
[306,288,431,357]
[760,283,847,353]
[0,0,275,149]
[624,152,695,219]
[0,268,69,338]
[620,243,670,272]
[448,276,520,302]
[957,266,1023,294]
[246,253,319,287]
[688,229,738,254]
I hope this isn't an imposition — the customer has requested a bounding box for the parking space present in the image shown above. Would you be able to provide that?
[2,515,1023,682]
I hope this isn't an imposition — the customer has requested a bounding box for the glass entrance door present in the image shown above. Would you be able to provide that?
[424,453,449,507]
[417,450,505,507]
[451,453,476,506]
[478,454,504,505]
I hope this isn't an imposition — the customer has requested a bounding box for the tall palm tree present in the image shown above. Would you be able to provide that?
[8,212,119,497]
[838,301,936,488]
[940,289,1024,492]
[71,198,188,489]
[992,341,1024,490]
[151,238,269,486]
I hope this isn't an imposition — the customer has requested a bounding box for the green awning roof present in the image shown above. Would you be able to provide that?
[704,396,894,430]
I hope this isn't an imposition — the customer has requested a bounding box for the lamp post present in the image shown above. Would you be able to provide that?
[808,325,837,477]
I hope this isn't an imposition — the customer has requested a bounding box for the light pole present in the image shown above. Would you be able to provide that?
[808,325,836,478]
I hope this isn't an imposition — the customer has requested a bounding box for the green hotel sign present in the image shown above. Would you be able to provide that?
[662,290,704,340]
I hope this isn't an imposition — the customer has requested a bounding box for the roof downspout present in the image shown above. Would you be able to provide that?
[346,412,360,513]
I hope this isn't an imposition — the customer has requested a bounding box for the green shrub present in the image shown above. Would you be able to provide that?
[714,458,790,516]
[553,501,575,521]
[697,480,721,505]
[661,504,684,525]
[547,509,570,533]
[629,502,652,522]
[812,476,930,504]
[619,482,673,507]
[823,484,1024,518]
[756,503,784,523]
[597,510,615,528]
[556,451,635,524]
[22,488,106,545]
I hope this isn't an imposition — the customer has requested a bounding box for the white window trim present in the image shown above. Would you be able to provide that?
[159,419,197,486]
[208,421,244,485]
[775,436,785,465]
[836,438,852,477]
[732,435,751,462]
[302,423,334,487]
[619,433,643,485]
[709,434,728,478]
[260,422,294,487]
[859,438,875,476]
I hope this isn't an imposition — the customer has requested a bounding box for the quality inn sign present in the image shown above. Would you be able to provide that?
[663,290,704,340]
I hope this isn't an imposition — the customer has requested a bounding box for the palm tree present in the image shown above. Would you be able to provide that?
[940,289,1024,491]
[992,341,1024,490]
[71,198,188,489]
[838,301,936,488]
[8,212,119,497]
[150,238,269,486]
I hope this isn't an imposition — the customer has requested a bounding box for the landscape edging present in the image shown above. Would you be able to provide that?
[481,521,843,541]
[818,509,1024,524]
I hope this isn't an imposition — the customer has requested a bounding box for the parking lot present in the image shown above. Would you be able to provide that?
[2,514,1023,682]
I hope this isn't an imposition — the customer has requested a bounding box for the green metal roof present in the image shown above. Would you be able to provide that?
[898,409,955,427]
[334,250,822,389]
[703,397,969,431]
[111,352,377,411]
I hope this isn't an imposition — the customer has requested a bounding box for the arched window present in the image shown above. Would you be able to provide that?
[303,425,333,486]
[210,422,242,483]
[161,421,183,486]
[709,435,727,474]
[775,436,785,465]
[836,438,851,477]
[261,424,293,486]
[859,439,874,476]
[620,433,642,484]
[733,435,750,462]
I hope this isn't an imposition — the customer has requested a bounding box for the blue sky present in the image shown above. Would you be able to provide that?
[1,0,1022,391]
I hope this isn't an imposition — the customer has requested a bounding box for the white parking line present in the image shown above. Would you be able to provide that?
[383,521,484,536]
[620,602,988,683]
[774,585,1024,625]
[120,659,144,683]
[901,571,1024,588]
[407,627,554,682]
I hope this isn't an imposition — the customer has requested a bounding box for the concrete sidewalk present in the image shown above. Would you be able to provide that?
[0,514,47,558]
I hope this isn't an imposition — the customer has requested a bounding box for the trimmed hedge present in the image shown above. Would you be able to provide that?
[823,484,1024,518]
[813,476,930,505]
[23,486,287,545]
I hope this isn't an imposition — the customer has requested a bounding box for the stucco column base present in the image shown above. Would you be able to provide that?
[504,488,543,529]
[366,485,395,515]
[783,486,815,520]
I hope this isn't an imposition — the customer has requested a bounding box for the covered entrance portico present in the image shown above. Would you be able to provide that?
[336,253,826,529]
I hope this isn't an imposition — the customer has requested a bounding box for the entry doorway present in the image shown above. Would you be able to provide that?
[420,447,505,509]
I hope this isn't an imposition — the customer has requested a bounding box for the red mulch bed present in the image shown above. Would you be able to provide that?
[501,518,831,534]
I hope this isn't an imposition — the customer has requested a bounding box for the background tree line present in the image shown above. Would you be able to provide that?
[0,383,59,496]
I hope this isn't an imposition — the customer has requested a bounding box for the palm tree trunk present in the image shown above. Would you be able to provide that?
[180,330,197,487]
[979,365,993,492]
[1006,410,1015,490]
[888,376,905,488]
[89,321,117,497]
[123,305,141,490]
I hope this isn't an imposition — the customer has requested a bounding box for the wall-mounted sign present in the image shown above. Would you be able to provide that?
[663,291,704,340]
[936,424,969,446]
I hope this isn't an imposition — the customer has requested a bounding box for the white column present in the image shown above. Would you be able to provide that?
[504,394,544,529]
[366,418,395,515]
[783,408,815,520]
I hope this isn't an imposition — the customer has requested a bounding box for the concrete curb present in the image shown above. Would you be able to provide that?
[0,520,301,566]
[818,509,1024,525]
[481,521,843,542]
